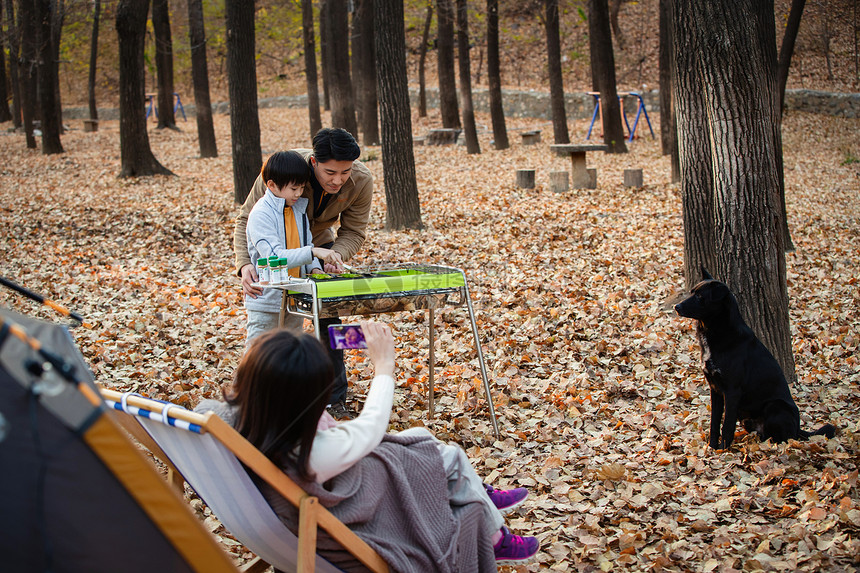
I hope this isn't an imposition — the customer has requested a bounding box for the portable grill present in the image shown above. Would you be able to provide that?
[260,264,499,437]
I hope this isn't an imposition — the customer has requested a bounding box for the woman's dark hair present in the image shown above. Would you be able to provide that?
[227,329,333,481]
[261,150,311,189]
[312,128,360,163]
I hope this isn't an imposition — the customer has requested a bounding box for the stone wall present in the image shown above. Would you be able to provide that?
[63,88,858,122]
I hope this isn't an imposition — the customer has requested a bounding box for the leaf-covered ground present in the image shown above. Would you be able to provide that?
[1,108,858,572]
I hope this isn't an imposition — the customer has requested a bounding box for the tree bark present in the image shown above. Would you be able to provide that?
[545,0,569,143]
[417,2,433,118]
[19,0,37,148]
[353,0,379,146]
[324,0,357,136]
[486,0,508,150]
[187,0,217,157]
[375,0,423,230]
[152,0,177,129]
[658,0,680,181]
[436,0,460,128]
[301,0,322,138]
[37,0,63,154]
[456,0,480,154]
[672,0,795,385]
[116,0,172,177]
[87,0,100,122]
[589,0,627,153]
[226,0,261,203]
[5,0,22,129]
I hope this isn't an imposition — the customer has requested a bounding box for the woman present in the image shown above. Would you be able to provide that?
[197,321,539,572]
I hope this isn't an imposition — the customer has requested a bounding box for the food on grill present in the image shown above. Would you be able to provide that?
[308,273,332,280]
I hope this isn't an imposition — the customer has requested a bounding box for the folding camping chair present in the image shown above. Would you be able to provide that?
[0,307,239,573]
[100,388,389,573]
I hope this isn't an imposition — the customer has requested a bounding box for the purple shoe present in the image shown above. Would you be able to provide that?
[484,483,529,513]
[493,526,539,564]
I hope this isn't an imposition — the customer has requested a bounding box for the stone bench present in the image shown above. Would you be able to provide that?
[520,130,541,145]
[426,128,461,145]
[550,143,608,189]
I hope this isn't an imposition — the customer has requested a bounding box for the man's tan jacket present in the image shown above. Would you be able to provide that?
[233,149,373,274]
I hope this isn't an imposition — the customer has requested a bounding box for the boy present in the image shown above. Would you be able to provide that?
[244,151,338,345]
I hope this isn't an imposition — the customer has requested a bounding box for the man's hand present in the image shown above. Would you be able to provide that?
[312,247,345,273]
[240,264,263,298]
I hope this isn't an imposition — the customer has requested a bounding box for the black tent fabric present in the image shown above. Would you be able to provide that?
[0,307,235,573]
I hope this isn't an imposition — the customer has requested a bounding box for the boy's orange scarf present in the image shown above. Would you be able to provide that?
[283,207,301,278]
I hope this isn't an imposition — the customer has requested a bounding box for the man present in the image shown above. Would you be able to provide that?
[233,128,373,418]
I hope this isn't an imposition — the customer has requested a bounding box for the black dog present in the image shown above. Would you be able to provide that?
[674,269,835,449]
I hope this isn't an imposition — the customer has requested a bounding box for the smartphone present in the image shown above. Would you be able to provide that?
[328,324,367,350]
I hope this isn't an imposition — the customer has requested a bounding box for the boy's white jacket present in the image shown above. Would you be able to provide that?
[245,190,322,312]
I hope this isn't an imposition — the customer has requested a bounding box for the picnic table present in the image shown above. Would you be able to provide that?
[550,144,607,189]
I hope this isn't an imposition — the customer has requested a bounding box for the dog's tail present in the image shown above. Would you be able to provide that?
[798,423,836,440]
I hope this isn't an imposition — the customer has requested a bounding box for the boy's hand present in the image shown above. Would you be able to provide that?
[312,248,345,273]
[240,264,263,298]
[361,321,395,379]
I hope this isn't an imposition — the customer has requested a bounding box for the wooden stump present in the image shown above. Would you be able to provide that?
[623,168,643,188]
[426,128,460,145]
[83,119,99,133]
[516,169,536,189]
[521,130,541,145]
[549,170,569,193]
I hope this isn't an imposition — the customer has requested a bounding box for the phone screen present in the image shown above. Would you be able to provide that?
[328,324,367,349]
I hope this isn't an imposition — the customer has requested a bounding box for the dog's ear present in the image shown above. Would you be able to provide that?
[701,267,714,281]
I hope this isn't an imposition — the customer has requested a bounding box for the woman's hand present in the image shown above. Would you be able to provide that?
[361,321,395,379]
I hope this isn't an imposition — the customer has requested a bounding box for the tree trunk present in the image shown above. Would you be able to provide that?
[37,0,62,154]
[324,0,357,136]
[436,0,460,128]
[116,0,172,177]
[456,0,480,154]
[87,0,100,121]
[226,0,261,203]
[777,0,805,116]
[301,0,322,138]
[351,4,364,132]
[658,0,677,168]
[0,2,11,123]
[589,0,627,153]
[375,0,423,230]
[152,0,177,129]
[672,0,796,385]
[5,0,22,129]
[319,0,330,111]
[418,2,432,118]
[486,0,508,150]
[545,0,569,144]
[187,0,217,157]
[19,0,37,148]
[775,0,802,252]
[354,0,379,146]
[609,0,625,50]
[50,0,63,134]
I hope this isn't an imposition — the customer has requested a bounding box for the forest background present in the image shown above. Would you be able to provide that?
[1,1,859,572]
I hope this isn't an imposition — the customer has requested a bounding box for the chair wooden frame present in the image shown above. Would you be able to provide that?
[100,388,389,573]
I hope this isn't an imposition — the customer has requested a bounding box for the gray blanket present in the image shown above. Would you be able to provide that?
[196,400,497,572]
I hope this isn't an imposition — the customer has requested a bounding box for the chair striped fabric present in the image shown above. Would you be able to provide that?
[101,389,388,573]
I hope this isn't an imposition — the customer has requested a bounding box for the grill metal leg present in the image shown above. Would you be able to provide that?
[463,283,500,439]
[428,308,435,419]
